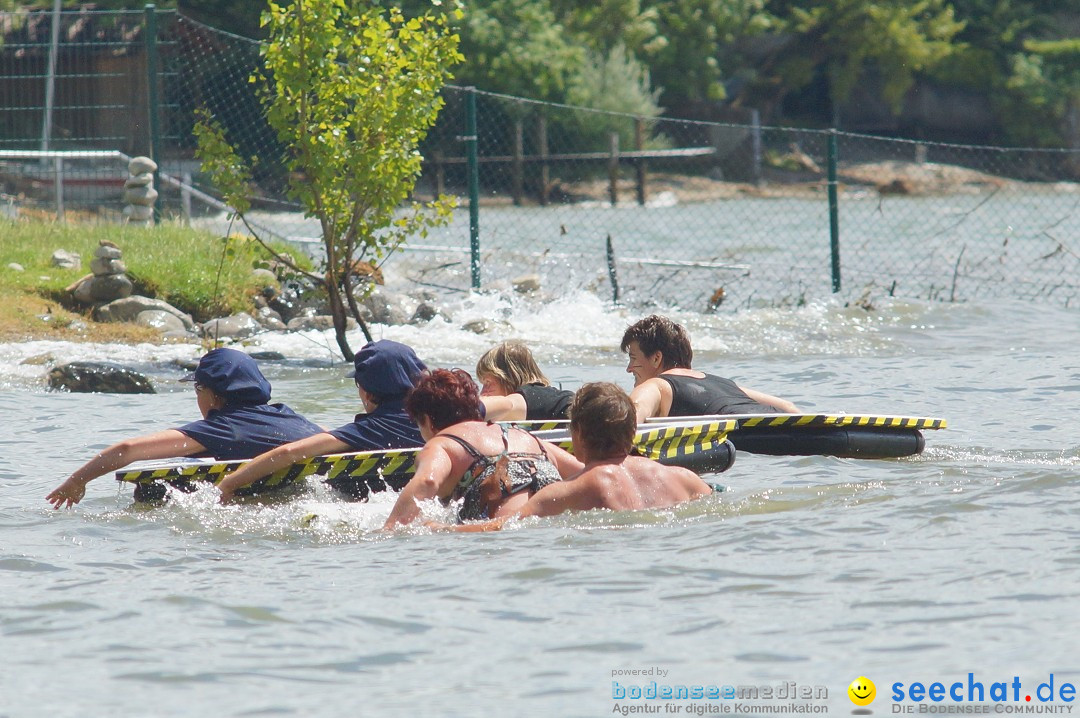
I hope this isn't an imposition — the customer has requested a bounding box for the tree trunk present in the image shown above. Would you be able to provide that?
[325,281,355,361]
[343,273,374,345]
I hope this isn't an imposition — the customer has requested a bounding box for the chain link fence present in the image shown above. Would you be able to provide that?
[2,8,1078,308]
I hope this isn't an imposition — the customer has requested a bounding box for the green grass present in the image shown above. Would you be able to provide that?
[0,219,313,323]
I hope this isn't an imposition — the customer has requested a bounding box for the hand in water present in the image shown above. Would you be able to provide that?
[46,478,87,509]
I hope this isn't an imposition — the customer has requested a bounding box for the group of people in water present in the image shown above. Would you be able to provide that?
[46,315,799,530]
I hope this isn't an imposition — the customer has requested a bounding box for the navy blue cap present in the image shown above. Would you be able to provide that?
[181,348,272,405]
[347,340,426,397]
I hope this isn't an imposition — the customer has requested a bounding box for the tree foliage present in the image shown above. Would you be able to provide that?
[195,0,461,360]
[750,0,963,120]
[455,0,582,102]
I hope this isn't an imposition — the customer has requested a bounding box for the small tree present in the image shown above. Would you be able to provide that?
[195,0,462,360]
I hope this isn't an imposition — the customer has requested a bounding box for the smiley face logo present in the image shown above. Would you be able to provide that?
[848,676,876,706]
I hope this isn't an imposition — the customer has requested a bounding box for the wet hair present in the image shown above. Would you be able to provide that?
[568,382,636,459]
[620,315,693,370]
[406,368,484,432]
[475,341,549,393]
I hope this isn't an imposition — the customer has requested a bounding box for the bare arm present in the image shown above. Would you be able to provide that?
[480,394,527,422]
[217,432,350,502]
[425,477,602,532]
[47,429,205,509]
[382,441,456,530]
[628,379,665,423]
[518,475,606,518]
[739,386,799,414]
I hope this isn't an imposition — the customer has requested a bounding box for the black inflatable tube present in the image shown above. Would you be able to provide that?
[654,438,736,474]
[729,427,924,459]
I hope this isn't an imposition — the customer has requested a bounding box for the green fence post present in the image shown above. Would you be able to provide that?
[827,130,841,293]
[144,4,161,223]
[465,87,481,290]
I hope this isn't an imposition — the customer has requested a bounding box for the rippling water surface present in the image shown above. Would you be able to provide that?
[2,294,1078,717]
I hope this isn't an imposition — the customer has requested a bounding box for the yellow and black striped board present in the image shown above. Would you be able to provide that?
[118,418,738,502]
[645,413,946,459]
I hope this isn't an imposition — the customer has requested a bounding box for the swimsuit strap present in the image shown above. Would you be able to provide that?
[444,423,512,496]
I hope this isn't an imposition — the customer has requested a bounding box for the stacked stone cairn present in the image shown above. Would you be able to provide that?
[123,156,158,224]
[70,240,134,304]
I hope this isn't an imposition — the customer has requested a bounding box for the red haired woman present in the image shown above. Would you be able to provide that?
[382,369,583,528]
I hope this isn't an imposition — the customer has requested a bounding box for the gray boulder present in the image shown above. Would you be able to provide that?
[88,273,133,302]
[286,314,358,332]
[124,172,153,188]
[128,156,157,175]
[286,314,335,332]
[93,296,194,331]
[356,289,408,326]
[409,301,451,325]
[202,312,261,340]
[90,257,126,276]
[93,244,123,260]
[462,318,513,335]
[51,250,81,270]
[254,306,286,331]
[7,262,24,272]
[123,185,159,207]
[123,205,153,222]
[48,362,155,394]
[135,310,188,333]
[251,268,278,286]
[512,274,542,294]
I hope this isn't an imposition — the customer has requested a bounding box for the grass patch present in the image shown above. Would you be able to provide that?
[0,218,314,341]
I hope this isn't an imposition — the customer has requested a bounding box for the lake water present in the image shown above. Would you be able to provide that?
[2,288,1079,717]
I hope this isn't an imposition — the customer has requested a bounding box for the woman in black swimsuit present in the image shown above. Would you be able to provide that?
[476,341,574,421]
[383,369,584,528]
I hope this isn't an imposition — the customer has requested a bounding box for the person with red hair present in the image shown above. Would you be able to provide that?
[432,382,715,532]
[382,368,583,528]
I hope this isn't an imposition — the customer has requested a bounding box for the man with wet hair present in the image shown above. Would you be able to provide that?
[620,315,798,423]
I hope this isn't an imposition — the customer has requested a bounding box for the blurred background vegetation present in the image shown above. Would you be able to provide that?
[1,0,1075,147]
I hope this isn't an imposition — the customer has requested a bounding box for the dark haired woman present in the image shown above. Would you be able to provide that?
[621,314,798,423]
[382,368,583,528]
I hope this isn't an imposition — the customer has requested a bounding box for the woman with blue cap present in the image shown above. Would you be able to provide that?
[216,340,426,502]
[46,348,323,508]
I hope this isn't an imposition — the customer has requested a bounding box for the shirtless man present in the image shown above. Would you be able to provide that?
[621,315,798,423]
[437,382,713,531]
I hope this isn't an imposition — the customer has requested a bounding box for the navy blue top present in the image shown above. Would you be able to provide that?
[177,403,323,460]
[327,398,424,451]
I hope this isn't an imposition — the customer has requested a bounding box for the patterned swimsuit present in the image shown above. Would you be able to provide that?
[443,424,562,521]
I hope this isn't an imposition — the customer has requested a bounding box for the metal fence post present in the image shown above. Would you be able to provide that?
[827,130,841,293]
[144,4,160,223]
[465,87,481,290]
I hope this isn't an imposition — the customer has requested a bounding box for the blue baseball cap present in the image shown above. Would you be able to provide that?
[347,340,426,397]
[182,348,272,405]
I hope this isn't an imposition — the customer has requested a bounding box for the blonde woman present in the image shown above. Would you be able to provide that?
[475,341,574,422]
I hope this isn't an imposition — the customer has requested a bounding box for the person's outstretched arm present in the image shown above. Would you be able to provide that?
[383,441,455,530]
[217,432,349,502]
[740,386,799,414]
[47,430,204,509]
[428,473,605,532]
[480,394,527,422]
